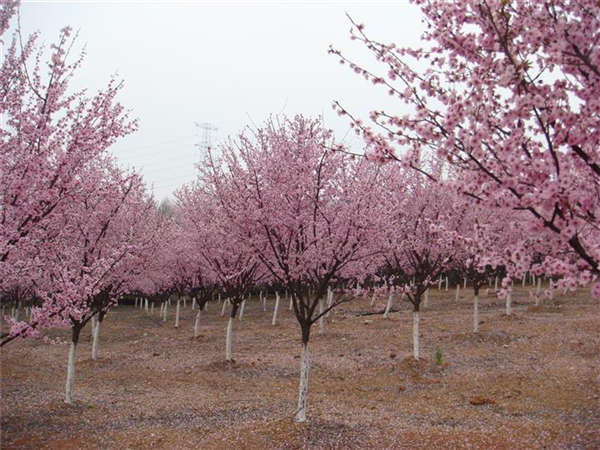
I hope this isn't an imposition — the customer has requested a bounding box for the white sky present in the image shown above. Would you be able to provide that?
[18,0,424,201]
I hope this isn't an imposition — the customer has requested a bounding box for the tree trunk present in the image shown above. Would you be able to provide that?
[289,295,293,311]
[370,292,376,307]
[272,293,280,325]
[226,316,234,361]
[463,278,467,289]
[423,289,429,308]
[295,341,311,423]
[445,277,448,291]
[438,278,442,290]
[383,293,393,319]
[239,299,246,321]
[145,298,149,313]
[535,278,542,306]
[163,302,167,322]
[473,295,479,333]
[455,284,460,301]
[221,298,228,316]
[506,293,512,315]
[413,310,420,360]
[65,325,81,404]
[194,310,201,338]
[151,303,154,315]
[494,277,498,291]
[92,317,101,360]
[318,297,324,334]
[175,300,180,328]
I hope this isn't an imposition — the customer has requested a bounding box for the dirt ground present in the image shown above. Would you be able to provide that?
[1,285,599,449]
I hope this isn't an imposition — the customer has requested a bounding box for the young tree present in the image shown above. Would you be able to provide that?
[377,166,464,359]
[331,0,600,297]
[176,186,263,361]
[200,116,384,422]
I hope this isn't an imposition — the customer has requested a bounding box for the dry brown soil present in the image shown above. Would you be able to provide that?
[1,286,599,449]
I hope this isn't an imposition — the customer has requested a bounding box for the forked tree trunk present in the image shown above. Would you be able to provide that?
[473,295,479,333]
[412,310,420,360]
[383,293,393,319]
[65,325,81,404]
[272,292,280,325]
[295,340,311,422]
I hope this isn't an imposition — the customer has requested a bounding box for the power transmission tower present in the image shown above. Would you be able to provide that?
[195,122,218,162]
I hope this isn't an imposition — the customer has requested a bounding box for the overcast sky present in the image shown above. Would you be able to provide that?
[18,1,424,201]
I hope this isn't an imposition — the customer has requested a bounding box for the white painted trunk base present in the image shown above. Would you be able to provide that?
[92,320,100,360]
[445,277,449,291]
[272,293,280,325]
[455,285,460,301]
[383,293,393,319]
[413,311,420,360]
[473,296,479,333]
[295,342,311,422]
[65,341,77,404]
[221,299,228,316]
[226,317,234,361]
[423,289,429,308]
[163,303,167,322]
[175,300,180,328]
[506,293,512,315]
[239,300,246,321]
[194,311,201,338]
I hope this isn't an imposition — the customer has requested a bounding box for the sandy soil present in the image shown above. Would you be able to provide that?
[1,285,599,449]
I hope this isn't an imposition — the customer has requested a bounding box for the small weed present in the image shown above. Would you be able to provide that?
[434,347,443,365]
